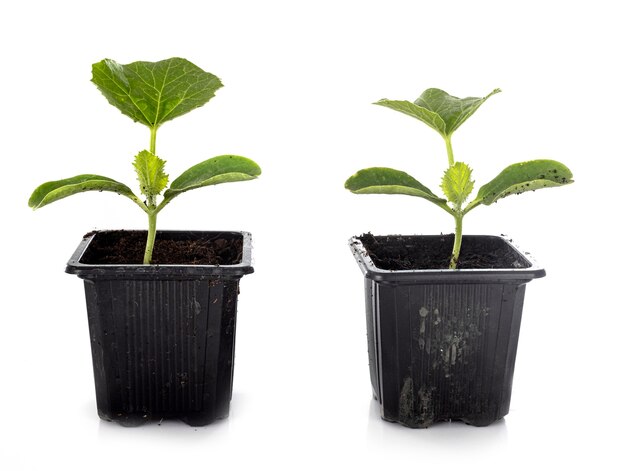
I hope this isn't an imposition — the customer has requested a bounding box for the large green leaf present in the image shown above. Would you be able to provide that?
[133,150,168,197]
[374,99,445,134]
[441,162,474,208]
[415,88,501,135]
[375,88,500,137]
[29,175,139,209]
[91,58,223,128]
[162,155,261,203]
[467,159,573,209]
[345,167,447,205]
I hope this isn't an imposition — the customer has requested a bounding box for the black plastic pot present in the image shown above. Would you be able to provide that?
[66,230,253,426]
[350,235,545,428]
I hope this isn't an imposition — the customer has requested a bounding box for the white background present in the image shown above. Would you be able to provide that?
[1,0,624,469]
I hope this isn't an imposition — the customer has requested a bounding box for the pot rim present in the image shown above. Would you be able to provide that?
[349,234,545,283]
[66,229,254,279]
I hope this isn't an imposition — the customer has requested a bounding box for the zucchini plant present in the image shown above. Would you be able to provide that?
[29,57,261,264]
[345,88,573,269]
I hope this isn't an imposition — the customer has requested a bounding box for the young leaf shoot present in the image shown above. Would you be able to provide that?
[29,58,261,264]
[345,88,573,269]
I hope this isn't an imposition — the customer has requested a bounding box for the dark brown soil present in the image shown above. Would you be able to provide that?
[358,233,530,270]
[80,231,243,265]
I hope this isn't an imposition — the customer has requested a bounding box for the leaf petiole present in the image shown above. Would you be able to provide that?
[150,126,158,154]
[445,135,455,166]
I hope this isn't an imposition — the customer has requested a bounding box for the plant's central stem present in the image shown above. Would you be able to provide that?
[144,210,158,264]
[143,125,159,265]
[445,133,462,269]
[450,213,463,269]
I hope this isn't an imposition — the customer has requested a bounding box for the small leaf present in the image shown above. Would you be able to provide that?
[441,162,474,207]
[162,155,261,202]
[29,175,137,209]
[472,159,574,207]
[91,58,223,128]
[345,167,446,205]
[375,88,500,137]
[133,150,168,197]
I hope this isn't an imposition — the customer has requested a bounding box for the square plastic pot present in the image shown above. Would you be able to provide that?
[350,235,545,428]
[66,230,253,426]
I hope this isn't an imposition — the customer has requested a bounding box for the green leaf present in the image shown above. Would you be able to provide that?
[133,150,168,197]
[162,155,261,203]
[91,57,223,128]
[375,88,500,137]
[29,175,138,209]
[345,167,447,205]
[415,88,501,136]
[374,99,446,134]
[471,159,574,207]
[441,162,474,207]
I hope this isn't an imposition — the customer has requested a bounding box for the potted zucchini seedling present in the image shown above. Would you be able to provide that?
[29,58,261,426]
[345,88,573,428]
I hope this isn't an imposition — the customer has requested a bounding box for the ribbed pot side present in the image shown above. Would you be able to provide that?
[353,235,544,428]
[67,230,253,426]
[84,276,240,426]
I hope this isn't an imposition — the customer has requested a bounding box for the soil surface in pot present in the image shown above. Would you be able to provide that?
[80,231,243,265]
[358,233,530,270]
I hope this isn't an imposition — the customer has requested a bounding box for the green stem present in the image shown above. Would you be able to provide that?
[143,209,157,264]
[445,135,455,166]
[129,193,150,213]
[444,133,461,268]
[450,213,463,269]
[150,126,157,154]
[143,125,159,265]
[462,199,480,216]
